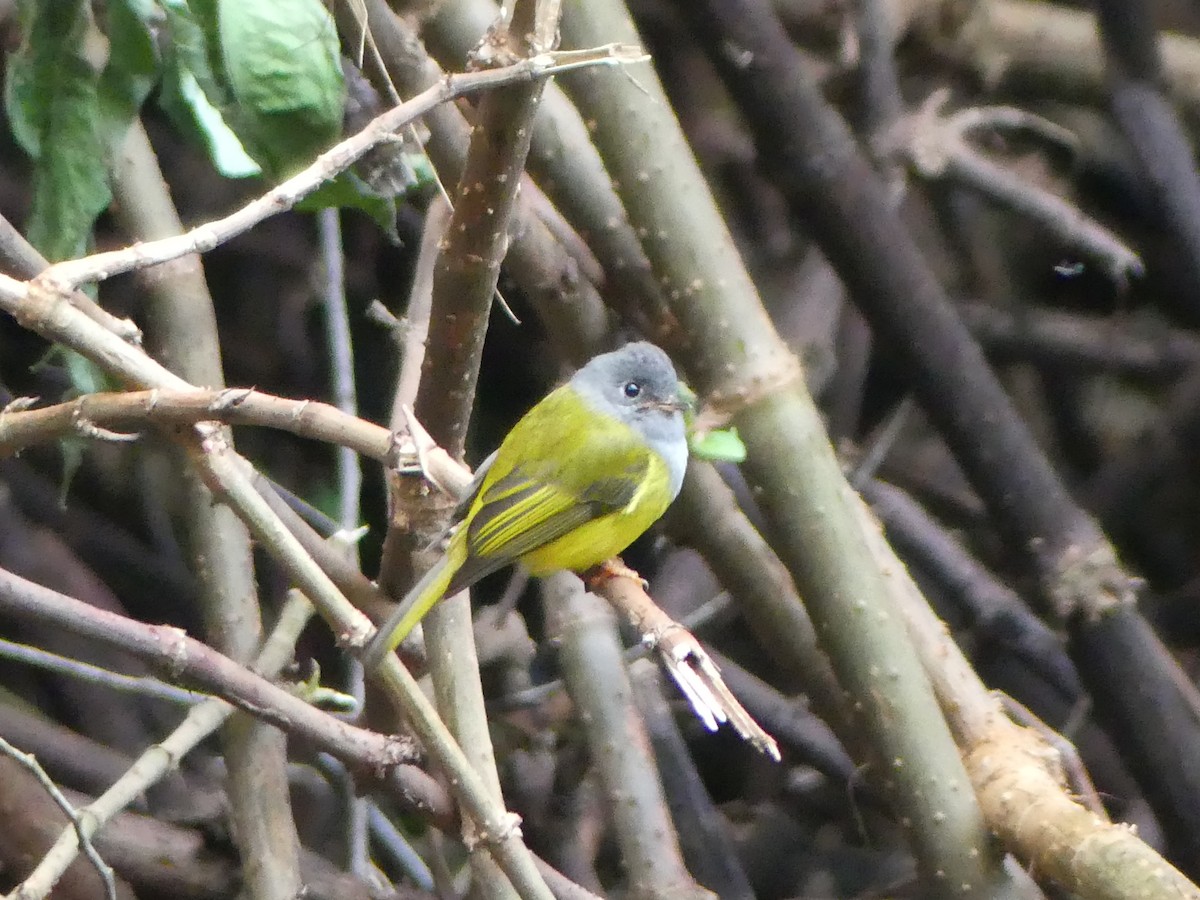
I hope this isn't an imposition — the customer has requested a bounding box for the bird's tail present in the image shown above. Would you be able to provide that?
[361,544,462,669]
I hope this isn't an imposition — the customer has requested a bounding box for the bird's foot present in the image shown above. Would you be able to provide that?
[585,557,648,591]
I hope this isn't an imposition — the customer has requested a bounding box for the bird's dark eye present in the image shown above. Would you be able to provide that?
[623,381,642,399]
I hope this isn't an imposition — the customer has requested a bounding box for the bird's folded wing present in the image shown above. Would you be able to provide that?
[443,461,644,595]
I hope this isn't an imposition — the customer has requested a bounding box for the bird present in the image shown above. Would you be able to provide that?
[362,341,690,667]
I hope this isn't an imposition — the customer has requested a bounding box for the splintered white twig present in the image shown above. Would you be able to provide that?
[648,626,781,761]
[589,570,780,759]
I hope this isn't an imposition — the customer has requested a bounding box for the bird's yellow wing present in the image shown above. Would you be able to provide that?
[443,458,646,596]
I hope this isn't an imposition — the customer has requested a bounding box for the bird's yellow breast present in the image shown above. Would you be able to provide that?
[517,451,673,576]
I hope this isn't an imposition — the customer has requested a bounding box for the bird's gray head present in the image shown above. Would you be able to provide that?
[571,342,690,497]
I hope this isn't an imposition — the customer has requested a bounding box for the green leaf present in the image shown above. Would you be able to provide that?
[165,67,262,177]
[158,0,259,177]
[217,0,345,176]
[6,0,163,261]
[5,0,110,261]
[296,172,398,241]
[63,349,109,395]
[159,0,227,110]
[689,427,748,464]
[679,383,747,463]
[97,0,161,148]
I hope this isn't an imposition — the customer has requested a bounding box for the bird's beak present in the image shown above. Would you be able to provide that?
[654,397,692,414]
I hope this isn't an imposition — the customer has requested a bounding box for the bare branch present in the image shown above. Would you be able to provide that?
[35,46,645,295]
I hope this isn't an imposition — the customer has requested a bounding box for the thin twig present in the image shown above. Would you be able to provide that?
[384,9,565,892]
[424,0,670,343]
[862,479,1082,701]
[999,696,1105,817]
[0,388,457,489]
[0,84,578,900]
[1094,0,1200,315]
[853,0,904,156]
[0,214,140,342]
[587,567,780,760]
[318,208,362,532]
[248,461,413,643]
[390,416,783,758]
[191,448,555,900]
[387,198,447,435]
[37,45,644,294]
[317,203,370,879]
[0,736,118,900]
[0,638,205,705]
[333,0,613,365]
[628,661,756,900]
[850,494,1200,898]
[366,798,437,890]
[667,464,851,736]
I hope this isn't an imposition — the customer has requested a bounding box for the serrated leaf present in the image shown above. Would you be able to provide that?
[689,427,748,464]
[297,172,398,241]
[217,0,345,176]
